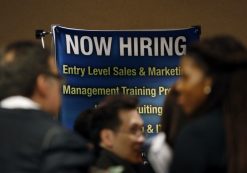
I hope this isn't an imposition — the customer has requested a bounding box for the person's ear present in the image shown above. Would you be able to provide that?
[35,74,49,97]
[100,129,114,148]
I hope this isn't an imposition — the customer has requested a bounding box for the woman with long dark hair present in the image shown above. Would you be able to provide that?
[170,36,247,173]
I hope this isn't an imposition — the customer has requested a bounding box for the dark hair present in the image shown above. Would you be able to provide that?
[186,36,247,117]
[0,41,51,100]
[161,87,186,148]
[74,108,95,142]
[186,35,247,173]
[90,95,138,147]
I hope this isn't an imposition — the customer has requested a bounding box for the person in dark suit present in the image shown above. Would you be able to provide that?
[170,36,247,173]
[0,41,93,173]
[90,95,145,173]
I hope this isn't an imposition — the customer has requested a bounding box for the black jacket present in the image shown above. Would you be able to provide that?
[0,108,93,173]
[170,109,227,173]
[94,148,145,173]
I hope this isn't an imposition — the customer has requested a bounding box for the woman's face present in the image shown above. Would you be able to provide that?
[176,55,212,115]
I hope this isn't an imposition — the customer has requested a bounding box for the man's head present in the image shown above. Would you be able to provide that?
[74,108,95,142]
[91,95,144,164]
[0,41,62,117]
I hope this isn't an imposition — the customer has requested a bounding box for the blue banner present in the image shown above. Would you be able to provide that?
[52,25,200,137]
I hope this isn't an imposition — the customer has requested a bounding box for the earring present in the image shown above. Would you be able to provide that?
[203,85,211,95]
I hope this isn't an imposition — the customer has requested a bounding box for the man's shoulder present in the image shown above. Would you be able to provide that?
[95,149,134,171]
[0,108,52,119]
[42,124,89,151]
[40,124,93,172]
[0,108,93,172]
[0,108,58,131]
[95,149,115,168]
[0,108,89,148]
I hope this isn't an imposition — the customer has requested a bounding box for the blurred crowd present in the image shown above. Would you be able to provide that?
[0,35,246,173]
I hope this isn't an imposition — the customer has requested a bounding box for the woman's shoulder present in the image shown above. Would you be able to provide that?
[177,109,225,145]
